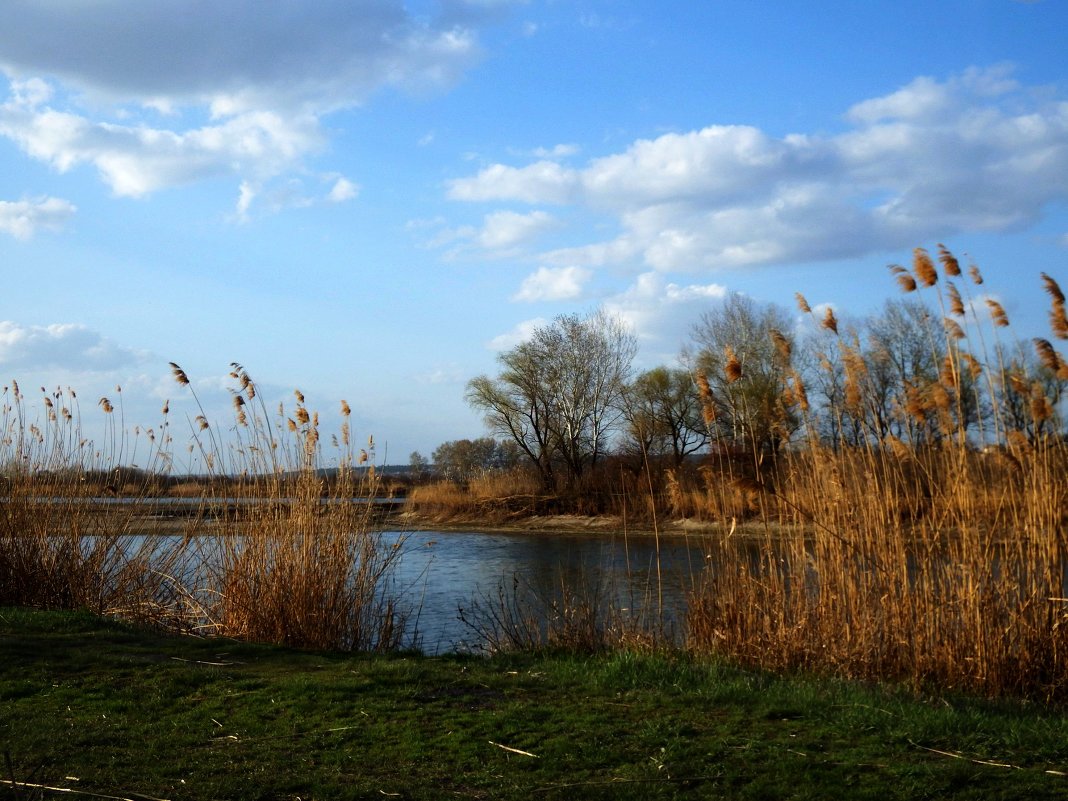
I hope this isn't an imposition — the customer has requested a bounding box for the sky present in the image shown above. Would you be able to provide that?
[1,0,1067,467]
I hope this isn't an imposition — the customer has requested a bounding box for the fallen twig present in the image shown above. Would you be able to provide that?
[908,740,1020,770]
[489,741,538,758]
[0,778,171,801]
[169,657,236,666]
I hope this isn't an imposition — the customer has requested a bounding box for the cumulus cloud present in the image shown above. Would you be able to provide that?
[425,209,557,257]
[448,67,1068,272]
[326,177,359,203]
[448,161,579,203]
[602,273,728,361]
[477,209,556,249]
[0,321,145,371]
[0,196,75,239]
[512,265,591,301]
[0,2,493,203]
[0,1,483,113]
[487,317,548,350]
[0,92,323,197]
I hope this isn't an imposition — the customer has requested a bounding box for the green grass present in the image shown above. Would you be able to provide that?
[3,608,1068,800]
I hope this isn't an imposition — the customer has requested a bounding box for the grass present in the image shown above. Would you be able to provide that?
[4,607,1068,801]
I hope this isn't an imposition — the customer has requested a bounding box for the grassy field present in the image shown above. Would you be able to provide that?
[3,607,1068,801]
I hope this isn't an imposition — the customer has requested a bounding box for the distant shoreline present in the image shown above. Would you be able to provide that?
[390,510,758,539]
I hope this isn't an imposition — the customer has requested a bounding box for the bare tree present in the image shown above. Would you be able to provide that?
[687,294,799,455]
[622,366,708,466]
[466,310,637,490]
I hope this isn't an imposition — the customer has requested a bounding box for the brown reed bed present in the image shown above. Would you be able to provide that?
[410,248,1068,698]
[0,365,410,651]
[685,250,1068,700]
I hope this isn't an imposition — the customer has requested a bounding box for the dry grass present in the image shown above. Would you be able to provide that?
[0,365,409,651]
[684,252,1068,700]
[407,469,546,521]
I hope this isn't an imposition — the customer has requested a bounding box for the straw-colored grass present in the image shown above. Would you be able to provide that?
[684,251,1068,700]
[0,365,409,652]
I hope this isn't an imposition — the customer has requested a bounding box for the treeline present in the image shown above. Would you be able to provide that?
[411,246,1068,518]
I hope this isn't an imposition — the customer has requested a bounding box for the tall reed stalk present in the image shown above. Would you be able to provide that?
[0,365,410,652]
[687,251,1068,700]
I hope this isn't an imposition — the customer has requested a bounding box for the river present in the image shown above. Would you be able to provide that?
[380,529,712,654]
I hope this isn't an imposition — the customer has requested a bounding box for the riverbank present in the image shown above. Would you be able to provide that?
[392,509,747,538]
[3,607,1068,801]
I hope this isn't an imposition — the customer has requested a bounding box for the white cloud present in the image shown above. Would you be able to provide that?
[235,182,256,222]
[448,67,1068,273]
[9,76,51,107]
[487,317,548,350]
[0,321,145,371]
[0,2,491,205]
[0,97,322,197]
[477,209,556,249]
[603,273,728,361]
[531,143,579,159]
[448,161,579,203]
[0,196,75,239]
[327,176,359,203]
[512,266,591,301]
[425,209,557,257]
[0,2,481,114]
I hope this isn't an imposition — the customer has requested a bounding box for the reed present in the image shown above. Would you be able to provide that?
[0,365,410,652]
[406,469,547,521]
[458,566,665,654]
[686,252,1068,700]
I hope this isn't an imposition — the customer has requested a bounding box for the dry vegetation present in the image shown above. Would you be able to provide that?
[3,249,1068,700]
[681,251,1068,700]
[0,364,409,651]
[410,248,1068,699]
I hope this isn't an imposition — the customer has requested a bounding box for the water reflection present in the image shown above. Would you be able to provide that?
[90,527,716,654]
[383,530,711,654]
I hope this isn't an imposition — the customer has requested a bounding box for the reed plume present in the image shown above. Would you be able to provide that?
[986,299,1010,327]
[169,362,190,386]
[1041,272,1065,305]
[913,247,938,287]
[937,243,962,277]
[1041,272,1068,340]
[1033,337,1064,374]
[769,328,792,364]
[947,282,965,317]
[821,307,838,335]
[890,264,917,293]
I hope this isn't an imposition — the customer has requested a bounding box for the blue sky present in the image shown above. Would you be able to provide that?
[1,0,1067,465]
